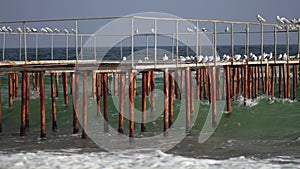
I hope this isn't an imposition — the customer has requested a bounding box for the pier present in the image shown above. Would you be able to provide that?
[0,15,299,140]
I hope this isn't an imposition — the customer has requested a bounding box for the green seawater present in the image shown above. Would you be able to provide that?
[0,73,299,159]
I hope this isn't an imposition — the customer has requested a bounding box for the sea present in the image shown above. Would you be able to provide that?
[0,45,300,169]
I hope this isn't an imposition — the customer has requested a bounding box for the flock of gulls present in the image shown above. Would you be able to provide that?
[0,15,299,64]
[0,26,77,34]
[147,52,300,63]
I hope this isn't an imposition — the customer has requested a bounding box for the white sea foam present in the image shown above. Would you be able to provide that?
[0,150,299,169]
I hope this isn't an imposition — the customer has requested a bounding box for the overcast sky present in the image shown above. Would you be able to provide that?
[1,0,299,23]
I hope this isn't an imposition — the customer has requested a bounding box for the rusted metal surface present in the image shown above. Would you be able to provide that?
[40,71,46,138]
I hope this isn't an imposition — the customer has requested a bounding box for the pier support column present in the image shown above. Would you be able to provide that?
[271,66,275,96]
[283,64,287,98]
[118,72,126,134]
[265,63,270,96]
[50,73,58,131]
[211,67,217,127]
[40,71,46,138]
[103,73,109,133]
[113,72,118,96]
[225,66,231,112]
[82,72,88,139]
[255,66,259,98]
[279,65,283,98]
[96,73,101,114]
[293,65,297,100]
[62,72,69,106]
[196,69,200,100]
[20,72,26,136]
[14,72,19,98]
[163,69,169,133]
[92,70,97,99]
[244,65,248,106]
[169,71,175,127]
[141,72,147,132]
[185,68,191,133]
[175,70,180,99]
[287,64,291,99]
[8,73,13,107]
[55,73,59,98]
[249,66,253,99]
[129,71,135,138]
[233,67,237,101]
[26,73,30,128]
[150,71,155,114]
[72,72,79,134]
[0,77,2,132]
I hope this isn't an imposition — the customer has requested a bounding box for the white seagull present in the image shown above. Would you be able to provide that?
[17,27,23,33]
[7,26,13,32]
[41,28,48,33]
[25,27,32,33]
[135,28,139,34]
[31,27,38,33]
[225,26,229,32]
[162,53,168,61]
[256,14,266,23]
[186,27,194,32]
[202,28,208,32]
[64,29,69,34]
[122,56,127,61]
[54,28,61,33]
[151,28,156,34]
[1,26,9,32]
[45,27,53,33]
[71,28,78,33]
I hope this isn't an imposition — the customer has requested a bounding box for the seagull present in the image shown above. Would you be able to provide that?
[196,55,203,62]
[179,56,186,62]
[256,14,266,23]
[71,28,78,33]
[186,27,194,32]
[276,16,284,24]
[17,27,23,33]
[122,56,127,61]
[45,27,53,33]
[225,26,229,32]
[162,53,168,61]
[277,54,283,60]
[54,28,61,33]
[64,29,69,34]
[234,54,241,61]
[31,27,38,33]
[283,53,287,60]
[1,26,9,32]
[151,28,156,34]
[144,56,149,61]
[41,28,48,33]
[202,28,208,32]
[25,27,32,33]
[6,26,13,32]
[135,28,139,34]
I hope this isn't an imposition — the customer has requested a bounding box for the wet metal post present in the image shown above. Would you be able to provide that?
[40,71,46,138]
[118,72,126,134]
[51,73,58,131]
[103,73,109,133]
[82,72,88,139]
[141,72,147,132]
[129,71,135,138]
[163,69,169,133]
[169,71,175,127]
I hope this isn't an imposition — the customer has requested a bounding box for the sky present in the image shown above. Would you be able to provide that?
[0,0,300,47]
[1,0,299,23]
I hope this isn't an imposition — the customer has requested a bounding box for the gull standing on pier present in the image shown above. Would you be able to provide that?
[41,28,48,33]
[162,53,168,61]
[225,26,229,32]
[17,27,23,33]
[256,14,266,23]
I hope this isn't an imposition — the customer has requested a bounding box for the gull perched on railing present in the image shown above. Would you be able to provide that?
[64,29,69,34]
[41,28,48,33]
[45,27,53,33]
[225,26,229,32]
[256,14,266,23]
[17,27,23,33]
[162,53,168,61]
